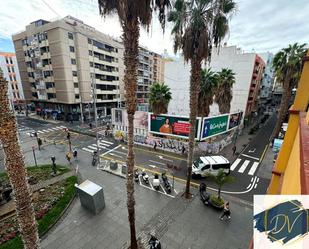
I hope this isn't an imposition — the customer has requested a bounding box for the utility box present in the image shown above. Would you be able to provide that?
[121,164,127,175]
[75,180,105,214]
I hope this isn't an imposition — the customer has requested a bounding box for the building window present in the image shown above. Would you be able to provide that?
[5,57,9,64]
[9,75,12,81]
[32,92,38,98]
[88,38,92,44]
[44,71,53,78]
[71,59,76,65]
[68,32,74,40]
[47,93,56,99]
[12,67,15,73]
[72,71,78,77]
[11,84,14,90]
[22,39,28,46]
[13,76,16,81]
[15,84,18,90]
[13,92,16,98]
[46,82,55,89]
[74,83,79,88]
[17,93,20,99]
[69,46,75,53]
[89,50,93,56]
[75,94,80,99]
[10,58,13,64]
[7,67,11,73]
[89,62,93,67]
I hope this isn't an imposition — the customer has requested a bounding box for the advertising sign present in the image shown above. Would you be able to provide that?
[228,112,243,130]
[149,113,201,140]
[201,114,229,140]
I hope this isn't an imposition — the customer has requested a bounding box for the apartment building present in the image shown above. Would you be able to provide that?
[136,47,164,112]
[0,52,25,109]
[12,16,164,120]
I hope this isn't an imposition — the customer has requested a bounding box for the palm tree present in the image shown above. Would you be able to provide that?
[210,170,235,199]
[198,69,219,117]
[0,72,40,248]
[215,68,236,114]
[271,43,307,140]
[168,0,236,198]
[149,83,172,114]
[98,1,171,248]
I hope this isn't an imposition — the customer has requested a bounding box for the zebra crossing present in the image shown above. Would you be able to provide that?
[82,139,114,154]
[230,158,260,176]
[20,125,67,137]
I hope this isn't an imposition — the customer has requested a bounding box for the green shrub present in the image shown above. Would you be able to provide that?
[210,195,224,207]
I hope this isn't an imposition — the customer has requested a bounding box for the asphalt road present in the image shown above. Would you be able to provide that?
[1,115,277,203]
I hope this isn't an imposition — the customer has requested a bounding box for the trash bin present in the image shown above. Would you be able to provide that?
[75,180,105,214]
[110,161,118,170]
[121,164,127,175]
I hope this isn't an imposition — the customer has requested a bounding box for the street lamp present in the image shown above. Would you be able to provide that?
[32,146,37,167]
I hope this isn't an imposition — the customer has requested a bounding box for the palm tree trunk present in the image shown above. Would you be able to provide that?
[122,17,139,249]
[0,76,40,248]
[185,57,202,198]
[271,74,292,141]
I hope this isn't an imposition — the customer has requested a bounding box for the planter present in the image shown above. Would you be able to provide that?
[208,195,224,210]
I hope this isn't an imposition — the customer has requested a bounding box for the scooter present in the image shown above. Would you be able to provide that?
[134,169,139,182]
[141,170,149,184]
[161,172,172,194]
[149,235,161,249]
[199,183,210,205]
[153,174,160,191]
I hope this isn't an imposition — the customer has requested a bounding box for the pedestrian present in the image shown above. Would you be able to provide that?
[66,152,72,164]
[220,202,231,220]
[89,123,93,129]
[37,137,42,150]
[154,141,157,150]
[232,145,236,156]
[182,145,186,154]
[73,149,78,161]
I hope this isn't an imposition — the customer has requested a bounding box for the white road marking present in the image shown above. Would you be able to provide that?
[26,132,31,136]
[37,131,44,134]
[246,184,252,189]
[241,154,260,161]
[99,139,113,145]
[238,160,250,173]
[254,183,258,189]
[46,129,55,132]
[109,153,122,158]
[82,147,95,153]
[60,126,66,128]
[248,162,259,175]
[122,146,126,149]
[149,160,165,166]
[248,148,256,153]
[149,165,157,168]
[257,177,260,183]
[230,158,241,171]
[42,129,49,132]
[157,155,173,162]
[101,145,121,156]
[92,144,106,149]
[99,141,112,147]
[88,145,98,150]
[251,177,254,182]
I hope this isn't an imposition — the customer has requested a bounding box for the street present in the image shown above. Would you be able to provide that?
[2,115,277,204]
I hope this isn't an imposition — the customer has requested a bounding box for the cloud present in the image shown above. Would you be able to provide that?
[0,0,309,55]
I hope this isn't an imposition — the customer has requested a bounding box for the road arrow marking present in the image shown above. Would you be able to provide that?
[248,148,256,153]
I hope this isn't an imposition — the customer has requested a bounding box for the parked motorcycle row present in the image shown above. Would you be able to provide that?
[134,169,173,195]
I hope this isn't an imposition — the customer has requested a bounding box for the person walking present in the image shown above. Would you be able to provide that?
[232,145,236,156]
[66,152,72,164]
[37,137,42,151]
[220,202,231,220]
[73,149,78,161]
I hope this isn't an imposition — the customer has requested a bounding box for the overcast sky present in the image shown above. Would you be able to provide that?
[0,0,309,55]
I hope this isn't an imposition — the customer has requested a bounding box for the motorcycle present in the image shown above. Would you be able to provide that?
[161,172,172,194]
[149,235,161,249]
[141,170,149,184]
[199,183,210,205]
[134,169,139,182]
[153,173,160,191]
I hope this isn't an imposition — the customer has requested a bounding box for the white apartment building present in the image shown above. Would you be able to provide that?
[0,52,25,109]
[259,52,274,101]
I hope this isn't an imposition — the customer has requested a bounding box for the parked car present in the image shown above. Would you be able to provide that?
[192,156,230,178]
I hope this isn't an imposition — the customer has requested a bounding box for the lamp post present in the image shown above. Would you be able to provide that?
[32,145,37,167]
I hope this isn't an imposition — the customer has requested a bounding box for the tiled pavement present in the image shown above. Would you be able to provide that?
[32,143,253,249]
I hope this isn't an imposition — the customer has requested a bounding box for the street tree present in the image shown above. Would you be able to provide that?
[210,169,235,199]
[168,0,236,198]
[271,43,307,140]
[198,69,219,117]
[97,1,171,248]
[215,68,236,114]
[149,83,172,115]
[0,71,40,248]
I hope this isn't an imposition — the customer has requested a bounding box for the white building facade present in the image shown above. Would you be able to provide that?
[0,52,25,109]
[258,52,274,103]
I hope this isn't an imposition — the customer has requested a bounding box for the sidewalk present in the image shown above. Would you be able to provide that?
[22,142,253,249]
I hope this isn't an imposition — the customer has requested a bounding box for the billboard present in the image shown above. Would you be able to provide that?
[200,114,229,140]
[228,112,243,130]
[149,113,201,140]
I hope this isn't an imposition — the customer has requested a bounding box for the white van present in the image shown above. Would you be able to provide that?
[192,155,230,177]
